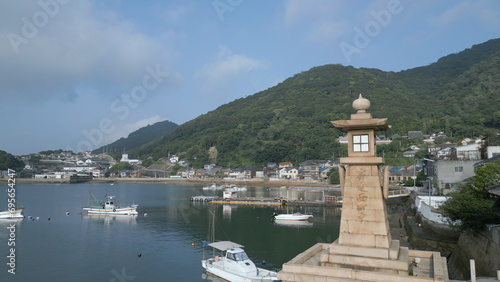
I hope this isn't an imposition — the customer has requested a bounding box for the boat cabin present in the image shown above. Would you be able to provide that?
[222,247,257,276]
[205,241,258,276]
[103,196,116,209]
[226,248,249,262]
[223,190,237,199]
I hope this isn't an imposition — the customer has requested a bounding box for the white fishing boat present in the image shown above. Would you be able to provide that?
[83,193,138,216]
[203,184,224,190]
[0,208,24,219]
[272,212,313,221]
[202,211,279,281]
[224,184,247,192]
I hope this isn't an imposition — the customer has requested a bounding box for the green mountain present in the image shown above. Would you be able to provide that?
[0,150,25,171]
[92,119,178,155]
[132,39,500,168]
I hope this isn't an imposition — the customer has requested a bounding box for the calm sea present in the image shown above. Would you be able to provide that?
[0,183,340,281]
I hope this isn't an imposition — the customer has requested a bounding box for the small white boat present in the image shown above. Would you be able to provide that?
[202,241,279,282]
[203,184,224,190]
[224,184,247,192]
[202,211,278,281]
[272,212,313,221]
[83,193,138,216]
[0,208,24,219]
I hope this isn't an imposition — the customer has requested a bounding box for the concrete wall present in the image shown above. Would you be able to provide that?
[447,229,500,280]
[435,160,476,192]
[487,146,500,159]
[414,196,448,224]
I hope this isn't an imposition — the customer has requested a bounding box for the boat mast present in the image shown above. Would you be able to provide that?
[208,210,216,258]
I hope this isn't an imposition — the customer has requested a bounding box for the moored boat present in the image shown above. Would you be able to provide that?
[272,212,313,221]
[202,211,279,281]
[202,241,279,282]
[203,184,224,190]
[0,208,24,219]
[83,193,138,216]
[224,184,247,192]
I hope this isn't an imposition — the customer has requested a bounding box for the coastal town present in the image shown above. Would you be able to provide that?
[5,132,500,194]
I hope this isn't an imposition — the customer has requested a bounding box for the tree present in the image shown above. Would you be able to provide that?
[403,170,423,187]
[141,159,154,168]
[169,164,184,176]
[108,162,134,172]
[440,160,500,230]
[0,150,25,171]
[467,161,500,198]
[328,168,340,185]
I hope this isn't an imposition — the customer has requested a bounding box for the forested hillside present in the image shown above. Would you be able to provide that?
[0,150,25,171]
[132,39,500,168]
[92,119,178,156]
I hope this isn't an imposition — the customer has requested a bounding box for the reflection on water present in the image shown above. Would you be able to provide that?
[274,220,314,228]
[0,183,341,281]
[82,214,137,226]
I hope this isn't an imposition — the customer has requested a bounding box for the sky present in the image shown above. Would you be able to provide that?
[1,0,499,155]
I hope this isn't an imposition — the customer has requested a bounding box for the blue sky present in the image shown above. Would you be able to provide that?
[1,0,499,155]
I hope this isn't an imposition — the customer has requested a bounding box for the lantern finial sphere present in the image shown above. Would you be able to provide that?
[352,94,370,113]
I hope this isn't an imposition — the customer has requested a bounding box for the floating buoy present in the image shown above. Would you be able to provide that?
[191,243,195,247]
[138,253,142,258]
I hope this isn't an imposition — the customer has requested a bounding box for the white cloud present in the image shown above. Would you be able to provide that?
[0,0,179,103]
[431,0,500,27]
[306,20,351,43]
[283,0,350,44]
[284,0,339,26]
[195,46,266,91]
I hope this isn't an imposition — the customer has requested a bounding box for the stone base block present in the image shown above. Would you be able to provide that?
[321,246,409,275]
[278,243,449,281]
[328,239,400,260]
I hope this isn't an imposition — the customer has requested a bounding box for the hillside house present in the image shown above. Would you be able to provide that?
[427,160,477,194]
[278,162,293,168]
[120,154,140,164]
[453,143,480,160]
[195,169,206,178]
[428,143,456,159]
[279,167,298,179]
[389,166,417,183]
[403,151,418,158]
[319,167,331,180]
[408,131,423,139]
[229,168,246,179]
[245,166,262,178]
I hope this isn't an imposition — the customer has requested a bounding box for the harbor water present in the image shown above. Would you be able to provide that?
[0,183,341,281]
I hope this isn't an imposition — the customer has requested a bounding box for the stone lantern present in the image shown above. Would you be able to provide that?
[278,94,448,281]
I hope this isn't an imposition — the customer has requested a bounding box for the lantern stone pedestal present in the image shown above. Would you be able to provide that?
[277,94,448,281]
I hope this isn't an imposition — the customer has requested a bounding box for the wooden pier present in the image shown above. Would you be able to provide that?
[211,197,284,206]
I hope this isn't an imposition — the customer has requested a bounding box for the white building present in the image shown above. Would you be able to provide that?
[486,146,500,159]
[279,167,298,179]
[120,154,140,164]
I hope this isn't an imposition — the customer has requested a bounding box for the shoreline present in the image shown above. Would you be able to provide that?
[2,177,336,188]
